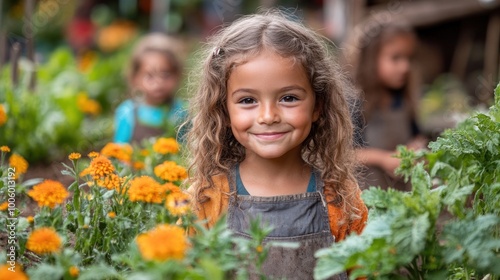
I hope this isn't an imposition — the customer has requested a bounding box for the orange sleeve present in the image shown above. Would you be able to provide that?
[326,184,368,242]
[189,175,231,230]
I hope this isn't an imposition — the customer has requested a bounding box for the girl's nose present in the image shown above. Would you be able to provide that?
[257,102,280,124]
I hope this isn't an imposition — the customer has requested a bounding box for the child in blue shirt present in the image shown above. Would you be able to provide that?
[114,33,186,144]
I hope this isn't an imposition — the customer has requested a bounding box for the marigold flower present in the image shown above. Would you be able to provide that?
[101,143,133,163]
[69,266,79,277]
[0,264,28,280]
[108,211,116,218]
[87,155,115,179]
[0,145,10,152]
[163,182,181,194]
[9,154,28,179]
[68,152,81,160]
[133,161,145,170]
[140,149,150,156]
[0,202,8,211]
[127,176,166,203]
[77,92,101,115]
[97,173,123,191]
[165,192,190,216]
[136,224,188,261]
[27,216,34,223]
[88,151,99,158]
[0,104,7,126]
[28,180,69,209]
[154,161,187,182]
[152,137,179,155]
[26,227,62,255]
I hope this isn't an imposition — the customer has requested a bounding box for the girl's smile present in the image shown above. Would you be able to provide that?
[226,49,319,161]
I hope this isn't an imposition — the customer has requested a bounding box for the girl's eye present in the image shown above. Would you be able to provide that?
[238,98,256,104]
[280,95,298,102]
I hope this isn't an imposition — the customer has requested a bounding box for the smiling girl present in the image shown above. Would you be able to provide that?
[186,11,367,279]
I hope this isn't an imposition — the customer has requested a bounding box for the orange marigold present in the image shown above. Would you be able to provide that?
[127,176,166,203]
[133,161,145,170]
[26,227,62,255]
[108,211,116,218]
[136,224,188,261]
[28,180,69,208]
[69,266,79,277]
[88,151,99,158]
[77,92,101,115]
[27,216,34,223]
[165,191,190,216]
[154,161,187,182]
[0,104,7,126]
[101,143,133,163]
[97,173,123,191]
[68,152,81,160]
[87,155,115,179]
[152,137,179,155]
[9,154,28,178]
[0,145,10,152]
[0,202,8,211]
[0,264,29,280]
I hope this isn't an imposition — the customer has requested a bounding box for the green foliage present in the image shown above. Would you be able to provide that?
[0,48,127,163]
[315,83,500,280]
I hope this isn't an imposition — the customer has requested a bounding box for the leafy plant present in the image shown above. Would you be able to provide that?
[315,83,500,280]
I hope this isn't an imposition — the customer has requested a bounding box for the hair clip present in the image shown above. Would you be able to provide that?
[212,47,224,58]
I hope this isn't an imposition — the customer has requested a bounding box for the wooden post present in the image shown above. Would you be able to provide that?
[11,43,21,87]
[25,0,36,91]
[151,0,169,33]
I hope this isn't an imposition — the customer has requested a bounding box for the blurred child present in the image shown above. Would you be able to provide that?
[114,33,186,144]
[345,20,427,191]
[187,12,367,279]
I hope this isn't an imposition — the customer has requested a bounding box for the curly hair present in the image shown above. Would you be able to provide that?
[186,11,361,217]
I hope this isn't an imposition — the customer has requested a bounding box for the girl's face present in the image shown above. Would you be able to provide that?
[226,50,319,161]
[377,34,416,90]
[133,51,179,106]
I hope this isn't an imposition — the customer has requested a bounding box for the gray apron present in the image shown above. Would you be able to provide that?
[227,171,348,280]
[131,103,164,144]
[360,103,412,191]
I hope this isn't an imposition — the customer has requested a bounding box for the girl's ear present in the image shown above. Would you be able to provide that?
[312,105,320,122]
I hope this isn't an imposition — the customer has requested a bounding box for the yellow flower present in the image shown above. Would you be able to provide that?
[68,152,81,160]
[154,161,187,182]
[0,202,8,211]
[77,92,101,116]
[9,154,28,179]
[0,264,29,280]
[97,173,123,191]
[82,224,90,229]
[0,104,7,126]
[136,224,188,261]
[28,180,69,209]
[133,161,145,170]
[108,211,116,218]
[256,245,263,253]
[0,145,10,152]
[26,227,62,255]
[127,176,166,203]
[165,192,190,216]
[88,151,99,158]
[163,182,181,194]
[69,266,79,277]
[27,216,34,223]
[101,143,132,163]
[87,155,115,179]
[153,137,179,155]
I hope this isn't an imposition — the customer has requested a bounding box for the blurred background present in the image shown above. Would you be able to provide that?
[0,0,499,168]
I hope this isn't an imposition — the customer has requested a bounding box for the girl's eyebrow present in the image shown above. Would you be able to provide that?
[230,85,307,96]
